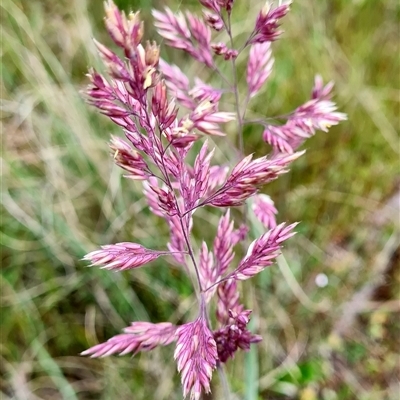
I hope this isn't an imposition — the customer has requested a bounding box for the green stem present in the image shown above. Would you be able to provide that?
[218,363,232,400]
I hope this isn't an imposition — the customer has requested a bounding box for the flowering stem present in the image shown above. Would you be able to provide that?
[243,113,296,125]
[155,119,203,292]
[203,276,230,294]
[178,215,204,293]
[212,63,233,88]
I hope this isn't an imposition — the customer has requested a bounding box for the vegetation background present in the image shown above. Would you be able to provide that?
[2,0,399,399]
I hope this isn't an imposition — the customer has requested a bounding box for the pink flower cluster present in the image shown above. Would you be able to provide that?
[214,309,262,363]
[81,1,346,398]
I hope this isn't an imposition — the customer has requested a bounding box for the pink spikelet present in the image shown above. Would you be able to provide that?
[167,214,190,267]
[223,0,235,14]
[208,151,304,207]
[216,279,243,324]
[262,125,295,153]
[203,10,224,31]
[187,100,235,136]
[85,68,131,119]
[213,210,235,276]
[199,0,234,14]
[190,78,223,104]
[247,42,274,98]
[312,74,335,100]
[109,136,150,180]
[262,76,347,152]
[190,140,215,208]
[83,243,172,271]
[214,310,262,362]
[231,222,298,280]
[207,165,230,195]
[159,60,196,109]
[186,12,214,66]
[104,0,144,51]
[81,322,177,357]
[174,312,218,400]
[199,242,217,302]
[212,42,238,60]
[290,97,346,136]
[143,177,165,218]
[252,193,278,229]
[153,8,214,67]
[231,224,249,245]
[152,80,178,129]
[92,39,129,82]
[250,1,291,44]
[159,60,225,120]
[199,0,220,13]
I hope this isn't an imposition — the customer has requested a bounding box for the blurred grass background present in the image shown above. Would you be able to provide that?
[1,0,399,399]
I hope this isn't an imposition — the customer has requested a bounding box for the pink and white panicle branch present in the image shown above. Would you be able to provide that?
[250,1,292,44]
[174,311,218,400]
[80,0,346,398]
[153,8,214,67]
[262,75,347,153]
[232,222,298,280]
[81,322,177,357]
[207,151,304,207]
[247,42,274,98]
[83,242,172,271]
